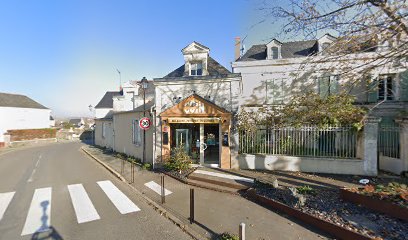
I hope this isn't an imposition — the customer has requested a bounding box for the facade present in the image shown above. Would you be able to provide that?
[94,80,155,151]
[231,34,408,175]
[153,42,241,168]
[0,92,51,144]
[231,34,408,119]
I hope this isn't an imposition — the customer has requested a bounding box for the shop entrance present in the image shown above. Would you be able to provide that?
[170,123,220,166]
[203,124,219,165]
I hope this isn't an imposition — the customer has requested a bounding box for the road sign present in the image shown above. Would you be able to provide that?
[139,117,151,130]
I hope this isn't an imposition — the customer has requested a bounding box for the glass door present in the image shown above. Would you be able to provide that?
[175,129,190,154]
[203,124,219,165]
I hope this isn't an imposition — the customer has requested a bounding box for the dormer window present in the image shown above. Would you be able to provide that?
[266,39,282,60]
[190,62,203,76]
[321,43,330,52]
[271,47,279,59]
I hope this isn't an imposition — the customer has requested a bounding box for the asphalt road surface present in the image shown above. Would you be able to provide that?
[0,142,191,240]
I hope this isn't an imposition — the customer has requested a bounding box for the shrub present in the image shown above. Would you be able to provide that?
[296,185,316,195]
[164,145,192,173]
[142,163,152,170]
[218,232,238,240]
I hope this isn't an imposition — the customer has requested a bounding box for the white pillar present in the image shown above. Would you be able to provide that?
[363,117,381,176]
[396,118,408,172]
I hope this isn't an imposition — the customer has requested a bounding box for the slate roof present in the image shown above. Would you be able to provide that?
[95,91,121,109]
[238,40,319,61]
[0,92,48,109]
[113,101,155,115]
[69,119,82,125]
[163,57,232,78]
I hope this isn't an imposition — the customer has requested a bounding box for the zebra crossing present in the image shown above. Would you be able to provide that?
[0,180,141,236]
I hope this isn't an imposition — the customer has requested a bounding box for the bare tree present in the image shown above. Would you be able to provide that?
[254,0,408,115]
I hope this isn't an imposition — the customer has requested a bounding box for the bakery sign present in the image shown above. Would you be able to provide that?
[183,99,206,114]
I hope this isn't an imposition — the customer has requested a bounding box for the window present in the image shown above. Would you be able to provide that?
[102,122,106,138]
[378,74,395,101]
[132,119,141,145]
[271,47,279,59]
[321,43,330,52]
[318,75,339,97]
[266,78,291,104]
[190,62,203,76]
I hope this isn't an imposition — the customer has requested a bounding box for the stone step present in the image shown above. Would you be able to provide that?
[187,169,254,191]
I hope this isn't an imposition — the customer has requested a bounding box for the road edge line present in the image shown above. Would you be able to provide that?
[80,146,206,240]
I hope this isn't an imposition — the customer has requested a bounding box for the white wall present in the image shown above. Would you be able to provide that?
[94,120,114,149]
[95,108,113,119]
[0,107,51,142]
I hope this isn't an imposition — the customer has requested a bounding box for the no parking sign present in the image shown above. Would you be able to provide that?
[139,117,151,130]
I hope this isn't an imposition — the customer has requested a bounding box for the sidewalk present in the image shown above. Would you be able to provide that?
[82,145,330,240]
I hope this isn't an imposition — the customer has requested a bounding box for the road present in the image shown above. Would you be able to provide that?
[0,142,191,240]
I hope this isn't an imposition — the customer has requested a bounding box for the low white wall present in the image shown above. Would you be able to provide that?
[236,154,367,175]
[0,107,51,142]
[379,155,403,175]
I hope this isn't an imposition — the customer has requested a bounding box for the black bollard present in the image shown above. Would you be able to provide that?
[190,188,194,224]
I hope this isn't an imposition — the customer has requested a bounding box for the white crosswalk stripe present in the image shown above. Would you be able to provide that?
[0,191,15,221]
[144,181,172,196]
[21,187,52,236]
[68,184,100,223]
[97,180,140,214]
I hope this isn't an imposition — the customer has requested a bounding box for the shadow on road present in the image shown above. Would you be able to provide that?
[31,200,63,240]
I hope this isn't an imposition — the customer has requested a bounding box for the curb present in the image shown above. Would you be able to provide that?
[81,147,207,240]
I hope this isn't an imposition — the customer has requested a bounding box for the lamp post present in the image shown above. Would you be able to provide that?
[140,77,149,163]
[88,104,95,145]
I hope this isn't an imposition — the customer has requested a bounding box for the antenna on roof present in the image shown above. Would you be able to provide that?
[116,68,122,92]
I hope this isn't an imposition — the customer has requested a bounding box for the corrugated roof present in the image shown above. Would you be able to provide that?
[0,92,48,109]
[163,57,232,78]
[95,91,121,109]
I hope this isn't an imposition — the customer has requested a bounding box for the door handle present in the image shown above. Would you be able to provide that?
[201,143,208,151]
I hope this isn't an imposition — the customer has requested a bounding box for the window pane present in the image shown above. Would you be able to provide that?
[386,76,393,100]
[378,79,385,100]
[271,47,279,59]
[197,68,202,75]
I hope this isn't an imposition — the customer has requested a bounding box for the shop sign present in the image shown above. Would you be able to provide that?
[168,118,220,124]
[139,117,151,130]
[183,99,205,114]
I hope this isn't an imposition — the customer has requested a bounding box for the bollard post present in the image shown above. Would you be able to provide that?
[239,223,245,240]
[190,188,194,224]
[161,175,165,204]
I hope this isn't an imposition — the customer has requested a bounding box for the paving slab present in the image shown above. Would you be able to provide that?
[83,145,332,240]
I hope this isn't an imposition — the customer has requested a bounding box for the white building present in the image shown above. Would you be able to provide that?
[0,92,51,145]
[232,34,408,119]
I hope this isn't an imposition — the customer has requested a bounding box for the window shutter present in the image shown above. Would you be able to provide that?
[318,76,329,98]
[132,120,135,144]
[367,75,378,103]
[329,75,339,94]
[399,70,408,101]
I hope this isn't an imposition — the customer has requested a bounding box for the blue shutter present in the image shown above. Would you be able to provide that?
[367,75,378,103]
[318,76,329,98]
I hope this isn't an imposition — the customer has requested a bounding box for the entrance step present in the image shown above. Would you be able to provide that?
[187,169,254,193]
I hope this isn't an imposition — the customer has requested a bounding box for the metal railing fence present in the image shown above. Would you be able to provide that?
[239,125,358,158]
[378,123,400,159]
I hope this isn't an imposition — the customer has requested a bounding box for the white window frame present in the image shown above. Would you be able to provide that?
[132,119,141,145]
[190,62,203,76]
[378,74,396,101]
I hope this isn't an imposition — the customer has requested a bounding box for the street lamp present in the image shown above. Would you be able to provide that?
[88,104,95,145]
[140,77,148,164]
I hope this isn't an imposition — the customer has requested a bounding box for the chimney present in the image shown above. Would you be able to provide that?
[234,37,241,61]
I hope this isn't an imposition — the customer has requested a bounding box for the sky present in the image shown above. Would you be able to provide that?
[0,0,290,118]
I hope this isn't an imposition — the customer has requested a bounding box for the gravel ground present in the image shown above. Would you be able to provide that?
[254,181,408,240]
